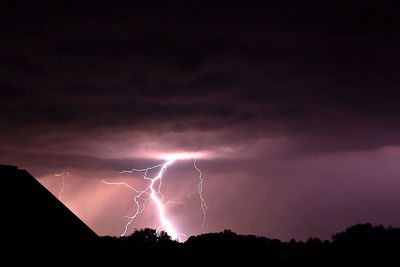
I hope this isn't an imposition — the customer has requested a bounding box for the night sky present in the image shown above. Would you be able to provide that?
[1,1,400,241]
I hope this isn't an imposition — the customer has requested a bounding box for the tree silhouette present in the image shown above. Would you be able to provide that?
[26,223,397,265]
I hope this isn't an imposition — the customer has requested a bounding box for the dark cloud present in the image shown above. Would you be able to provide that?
[1,1,400,166]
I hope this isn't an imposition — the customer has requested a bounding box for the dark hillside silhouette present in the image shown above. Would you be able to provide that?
[0,165,97,260]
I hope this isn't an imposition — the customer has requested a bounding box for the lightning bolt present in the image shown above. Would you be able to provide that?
[54,172,69,200]
[194,160,207,228]
[103,158,207,240]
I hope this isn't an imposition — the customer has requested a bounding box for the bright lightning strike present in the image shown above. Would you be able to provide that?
[103,157,207,241]
[194,160,207,228]
[54,172,69,200]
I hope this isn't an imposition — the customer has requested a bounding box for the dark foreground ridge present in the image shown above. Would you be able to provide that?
[2,164,399,265]
[0,165,97,260]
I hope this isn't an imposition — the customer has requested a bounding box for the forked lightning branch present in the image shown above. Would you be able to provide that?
[103,156,207,240]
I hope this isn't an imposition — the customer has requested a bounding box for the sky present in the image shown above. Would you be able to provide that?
[1,1,400,241]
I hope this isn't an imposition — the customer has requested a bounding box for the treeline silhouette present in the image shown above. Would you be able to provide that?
[94,223,399,265]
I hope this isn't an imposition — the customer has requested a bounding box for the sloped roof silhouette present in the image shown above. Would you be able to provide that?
[1,165,97,250]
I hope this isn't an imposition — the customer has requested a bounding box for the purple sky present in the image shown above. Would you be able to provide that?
[1,1,400,241]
